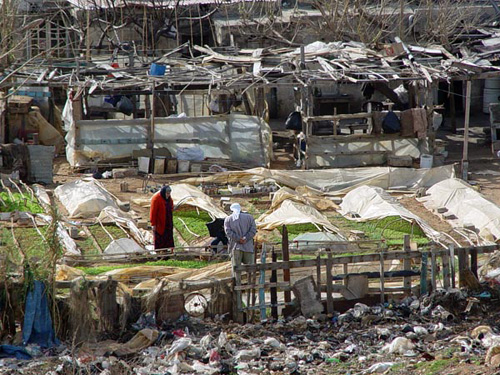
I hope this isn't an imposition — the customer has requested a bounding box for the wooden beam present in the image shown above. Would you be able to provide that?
[461,80,471,181]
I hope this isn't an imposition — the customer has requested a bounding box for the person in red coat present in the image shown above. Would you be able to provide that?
[150,185,174,251]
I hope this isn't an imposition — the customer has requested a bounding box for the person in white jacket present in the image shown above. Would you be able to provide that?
[224,203,257,267]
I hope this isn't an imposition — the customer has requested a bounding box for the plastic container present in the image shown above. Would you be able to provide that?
[150,63,166,76]
[420,154,433,169]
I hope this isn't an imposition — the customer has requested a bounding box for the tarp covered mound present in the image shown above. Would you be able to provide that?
[270,187,339,212]
[54,179,119,218]
[257,199,342,235]
[339,185,443,244]
[292,232,347,251]
[171,184,227,219]
[420,178,500,242]
[103,238,146,260]
[98,206,153,246]
[182,165,455,194]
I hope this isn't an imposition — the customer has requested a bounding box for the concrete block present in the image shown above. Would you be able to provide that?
[191,163,202,173]
[441,212,457,220]
[436,207,448,214]
[166,159,177,174]
[154,158,166,174]
[117,199,130,212]
[344,274,369,300]
[387,155,413,167]
[292,276,323,318]
[120,181,129,192]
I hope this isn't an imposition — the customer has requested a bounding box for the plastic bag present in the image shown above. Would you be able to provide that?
[285,111,302,131]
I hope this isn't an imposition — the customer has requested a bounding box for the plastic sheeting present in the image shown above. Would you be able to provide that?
[181,165,455,194]
[306,137,429,168]
[257,199,342,234]
[103,238,146,260]
[54,179,118,218]
[291,232,346,251]
[420,178,500,242]
[65,114,272,167]
[270,187,338,212]
[98,206,153,246]
[339,185,442,243]
[171,184,227,219]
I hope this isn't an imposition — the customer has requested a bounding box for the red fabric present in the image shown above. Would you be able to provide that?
[150,192,173,235]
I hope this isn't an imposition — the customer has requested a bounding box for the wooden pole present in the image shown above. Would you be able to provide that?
[326,250,333,315]
[316,253,322,301]
[430,248,437,292]
[403,235,411,295]
[270,248,278,320]
[282,225,292,316]
[379,250,385,303]
[461,80,471,181]
[450,81,457,134]
[420,252,428,295]
[258,244,267,321]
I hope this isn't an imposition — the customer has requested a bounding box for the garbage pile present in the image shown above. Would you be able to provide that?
[4,287,500,375]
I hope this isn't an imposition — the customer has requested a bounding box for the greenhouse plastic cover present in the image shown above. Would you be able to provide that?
[257,199,342,234]
[339,185,442,244]
[182,164,455,194]
[170,184,227,219]
[291,232,347,251]
[420,178,500,242]
[54,179,119,218]
[103,238,146,260]
[270,187,338,212]
[65,114,272,167]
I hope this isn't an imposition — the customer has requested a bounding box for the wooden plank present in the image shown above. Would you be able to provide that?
[471,248,478,278]
[326,252,334,315]
[306,113,373,122]
[270,249,278,320]
[430,248,437,292]
[450,245,456,288]
[259,245,267,321]
[442,252,451,290]
[282,225,292,316]
[343,263,348,286]
[420,252,428,295]
[403,235,411,295]
[379,251,385,304]
[316,253,322,300]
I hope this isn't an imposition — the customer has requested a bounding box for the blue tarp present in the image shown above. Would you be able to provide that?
[22,281,58,348]
[0,345,32,360]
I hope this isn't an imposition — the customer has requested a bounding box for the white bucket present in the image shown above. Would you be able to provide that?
[485,78,500,90]
[178,160,190,173]
[420,154,433,169]
[483,88,500,113]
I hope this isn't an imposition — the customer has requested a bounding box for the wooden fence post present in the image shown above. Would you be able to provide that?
[326,251,334,315]
[420,252,428,295]
[403,235,411,295]
[270,248,278,320]
[282,225,292,317]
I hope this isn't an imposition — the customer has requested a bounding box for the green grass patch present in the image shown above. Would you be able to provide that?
[173,209,211,243]
[328,214,430,247]
[77,259,213,275]
[0,192,44,213]
[1,227,49,261]
[413,358,459,375]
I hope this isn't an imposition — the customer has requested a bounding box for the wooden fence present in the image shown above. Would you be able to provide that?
[232,233,500,323]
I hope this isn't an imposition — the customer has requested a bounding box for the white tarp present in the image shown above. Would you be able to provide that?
[291,232,346,251]
[182,165,455,194]
[420,178,500,242]
[54,179,119,218]
[339,185,443,244]
[257,199,342,234]
[270,187,338,211]
[103,238,146,260]
[98,206,153,246]
[171,184,227,219]
[65,114,272,167]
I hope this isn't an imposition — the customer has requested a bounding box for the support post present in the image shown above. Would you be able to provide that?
[449,245,456,288]
[471,248,478,278]
[461,80,471,181]
[316,253,322,301]
[403,235,411,295]
[326,250,334,315]
[282,225,292,316]
[430,248,437,292]
[270,248,278,320]
[442,251,451,290]
[379,250,385,303]
[259,244,267,321]
[420,252,428,295]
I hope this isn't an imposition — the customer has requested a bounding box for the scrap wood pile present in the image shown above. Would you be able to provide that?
[5,285,500,374]
[7,28,500,93]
